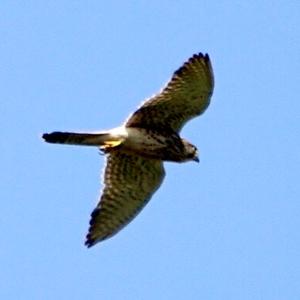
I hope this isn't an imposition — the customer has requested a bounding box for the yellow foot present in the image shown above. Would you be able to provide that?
[100,139,123,150]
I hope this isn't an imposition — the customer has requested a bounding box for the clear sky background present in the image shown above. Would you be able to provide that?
[1,1,299,299]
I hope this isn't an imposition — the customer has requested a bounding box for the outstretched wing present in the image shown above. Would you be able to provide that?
[126,53,214,132]
[85,151,165,247]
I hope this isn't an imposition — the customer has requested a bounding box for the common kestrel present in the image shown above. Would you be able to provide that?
[43,53,214,247]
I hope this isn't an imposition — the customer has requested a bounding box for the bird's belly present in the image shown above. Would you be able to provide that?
[123,128,171,159]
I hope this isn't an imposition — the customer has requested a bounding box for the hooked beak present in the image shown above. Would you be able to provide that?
[193,155,199,163]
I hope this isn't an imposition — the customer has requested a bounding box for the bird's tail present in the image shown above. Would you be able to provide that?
[42,131,125,149]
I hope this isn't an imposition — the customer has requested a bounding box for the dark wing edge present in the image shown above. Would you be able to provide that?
[85,152,165,247]
[125,53,214,132]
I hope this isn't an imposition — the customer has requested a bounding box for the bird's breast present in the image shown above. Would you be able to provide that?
[123,127,184,161]
[125,127,168,147]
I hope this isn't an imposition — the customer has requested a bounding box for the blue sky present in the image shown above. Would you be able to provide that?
[1,1,299,299]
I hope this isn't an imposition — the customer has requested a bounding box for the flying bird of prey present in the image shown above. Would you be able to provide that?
[43,53,214,248]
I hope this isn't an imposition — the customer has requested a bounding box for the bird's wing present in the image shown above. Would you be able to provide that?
[85,151,165,247]
[126,53,214,133]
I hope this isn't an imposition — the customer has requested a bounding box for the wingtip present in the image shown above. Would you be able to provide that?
[84,207,100,248]
[85,232,100,248]
[174,52,211,77]
[204,53,210,61]
[191,52,210,63]
[85,238,95,248]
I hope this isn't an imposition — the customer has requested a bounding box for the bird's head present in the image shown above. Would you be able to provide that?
[182,140,199,163]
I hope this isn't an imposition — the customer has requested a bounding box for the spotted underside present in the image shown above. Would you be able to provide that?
[85,53,213,246]
[43,52,214,247]
[85,152,165,247]
[85,53,214,246]
[126,53,214,132]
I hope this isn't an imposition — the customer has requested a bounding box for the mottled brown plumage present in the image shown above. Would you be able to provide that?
[43,53,214,247]
[86,153,165,244]
[126,53,213,132]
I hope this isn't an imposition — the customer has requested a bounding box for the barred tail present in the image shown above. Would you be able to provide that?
[42,131,124,147]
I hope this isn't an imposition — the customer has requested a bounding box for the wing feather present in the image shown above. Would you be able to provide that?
[126,53,214,132]
[85,151,165,247]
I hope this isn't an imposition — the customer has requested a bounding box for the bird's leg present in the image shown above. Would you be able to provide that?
[98,140,123,155]
[100,140,123,148]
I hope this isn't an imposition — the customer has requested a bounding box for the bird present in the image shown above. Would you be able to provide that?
[43,53,214,248]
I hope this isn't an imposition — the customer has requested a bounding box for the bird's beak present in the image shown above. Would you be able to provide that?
[193,155,199,163]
